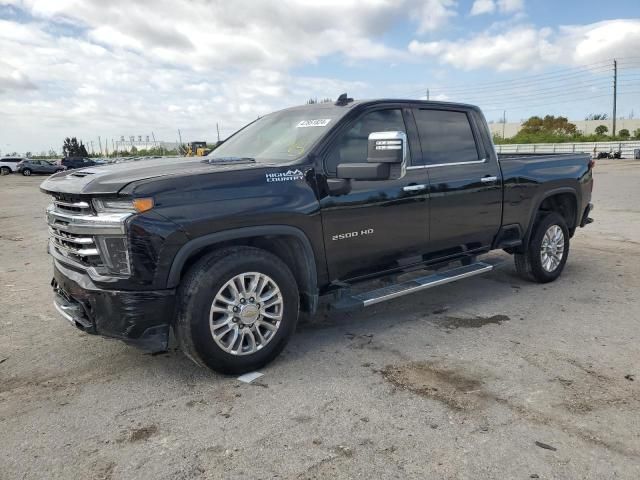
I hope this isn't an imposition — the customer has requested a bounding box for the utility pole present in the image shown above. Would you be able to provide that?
[502,110,506,139]
[216,123,220,143]
[613,59,618,137]
[152,131,163,156]
[426,89,430,101]
[98,136,103,156]
[177,129,183,154]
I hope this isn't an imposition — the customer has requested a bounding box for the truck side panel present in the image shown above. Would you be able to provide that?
[499,153,593,239]
[127,166,328,289]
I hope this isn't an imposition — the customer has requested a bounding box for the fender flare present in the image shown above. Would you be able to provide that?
[166,225,318,300]
[523,187,579,246]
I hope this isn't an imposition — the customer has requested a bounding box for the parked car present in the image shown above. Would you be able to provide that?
[17,159,65,176]
[0,157,24,175]
[58,157,97,170]
[41,96,594,374]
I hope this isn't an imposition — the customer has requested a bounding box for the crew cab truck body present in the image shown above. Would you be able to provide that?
[41,98,594,373]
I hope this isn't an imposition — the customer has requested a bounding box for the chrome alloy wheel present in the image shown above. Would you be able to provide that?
[209,272,283,355]
[540,225,565,272]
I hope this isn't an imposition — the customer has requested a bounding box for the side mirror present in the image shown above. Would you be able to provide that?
[336,131,407,181]
[367,131,407,164]
[336,162,390,181]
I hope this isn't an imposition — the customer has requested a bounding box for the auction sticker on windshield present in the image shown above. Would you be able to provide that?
[296,119,331,128]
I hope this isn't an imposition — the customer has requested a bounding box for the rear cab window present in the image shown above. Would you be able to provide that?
[413,109,482,165]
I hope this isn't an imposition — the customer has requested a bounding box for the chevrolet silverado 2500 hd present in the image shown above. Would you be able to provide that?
[41,96,594,373]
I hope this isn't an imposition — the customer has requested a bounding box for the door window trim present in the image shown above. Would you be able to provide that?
[406,158,487,170]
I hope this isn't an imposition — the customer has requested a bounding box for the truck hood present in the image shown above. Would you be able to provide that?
[40,156,262,195]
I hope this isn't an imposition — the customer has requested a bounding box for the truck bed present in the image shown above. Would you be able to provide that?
[497,152,592,238]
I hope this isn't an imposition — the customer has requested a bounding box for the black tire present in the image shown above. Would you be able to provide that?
[515,212,570,283]
[175,246,299,374]
[22,168,32,176]
[0,166,10,175]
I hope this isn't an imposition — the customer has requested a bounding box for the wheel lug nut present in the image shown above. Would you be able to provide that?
[233,306,239,312]
[240,298,246,304]
[249,297,255,303]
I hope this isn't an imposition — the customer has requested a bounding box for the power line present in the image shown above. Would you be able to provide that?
[400,61,616,97]
[407,64,624,98]
[399,59,640,103]
[443,79,620,104]
[480,89,640,112]
[439,79,640,106]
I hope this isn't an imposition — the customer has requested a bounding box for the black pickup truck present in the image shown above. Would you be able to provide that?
[41,96,594,373]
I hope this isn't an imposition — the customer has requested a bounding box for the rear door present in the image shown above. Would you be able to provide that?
[40,161,56,173]
[319,107,430,281]
[412,107,502,258]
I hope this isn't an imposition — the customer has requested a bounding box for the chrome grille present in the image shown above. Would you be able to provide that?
[47,195,102,269]
[53,199,92,215]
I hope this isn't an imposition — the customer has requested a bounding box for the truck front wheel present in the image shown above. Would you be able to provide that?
[515,212,570,283]
[175,246,299,374]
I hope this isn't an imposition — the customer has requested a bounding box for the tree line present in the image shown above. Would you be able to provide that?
[494,115,640,145]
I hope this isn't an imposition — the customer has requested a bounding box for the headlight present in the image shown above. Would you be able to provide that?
[90,197,152,276]
[93,198,135,213]
[95,236,131,276]
[93,197,154,213]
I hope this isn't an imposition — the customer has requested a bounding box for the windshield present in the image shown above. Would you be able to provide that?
[209,105,348,163]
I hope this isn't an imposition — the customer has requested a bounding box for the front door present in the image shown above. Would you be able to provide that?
[412,107,502,258]
[319,107,430,281]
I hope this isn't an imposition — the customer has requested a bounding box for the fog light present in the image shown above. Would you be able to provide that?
[95,236,131,275]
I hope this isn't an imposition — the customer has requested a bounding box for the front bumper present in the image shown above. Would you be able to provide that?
[52,260,175,352]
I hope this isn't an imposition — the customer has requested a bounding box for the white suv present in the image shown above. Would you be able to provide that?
[0,157,24,175]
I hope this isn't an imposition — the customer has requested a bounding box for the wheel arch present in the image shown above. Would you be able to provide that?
[524,188,578,247]
[167,225,319,313]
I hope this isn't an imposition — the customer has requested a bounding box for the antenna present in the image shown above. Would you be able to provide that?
[335,93,354,106]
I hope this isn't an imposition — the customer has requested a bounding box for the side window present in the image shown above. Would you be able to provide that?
[325,109,407,176]
[414,109,480,165]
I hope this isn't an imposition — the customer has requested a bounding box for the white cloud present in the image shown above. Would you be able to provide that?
[0,0,467,152]
[411,0,458,33]
[470,0,524,16]
[0,61,38,94]
[409,19,640,71]
[0,1,399,152]
[470,0,496,16]
[497,0,524,13]
[0,1,636,154]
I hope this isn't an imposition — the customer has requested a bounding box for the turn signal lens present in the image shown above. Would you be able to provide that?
[133,197,154,213]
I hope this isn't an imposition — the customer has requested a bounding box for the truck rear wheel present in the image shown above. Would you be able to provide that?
[175,246,299,374]
[515,212,570,283]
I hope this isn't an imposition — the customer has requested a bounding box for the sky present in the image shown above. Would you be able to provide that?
[0,0,639,154]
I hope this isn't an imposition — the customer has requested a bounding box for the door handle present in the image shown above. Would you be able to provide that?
[403,184,427,192]
[480,176,498,183]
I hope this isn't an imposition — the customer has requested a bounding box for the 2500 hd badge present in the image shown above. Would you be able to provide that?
[332,228,375,241]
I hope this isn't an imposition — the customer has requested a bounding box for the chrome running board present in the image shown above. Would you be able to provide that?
[332,262,494,309]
